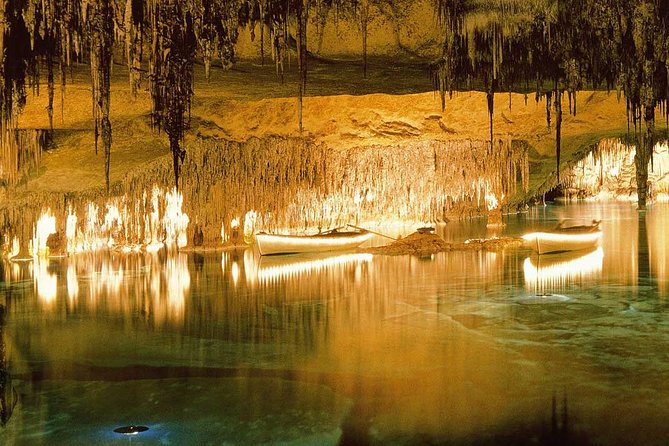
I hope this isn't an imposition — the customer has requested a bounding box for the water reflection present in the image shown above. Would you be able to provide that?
[3,203,669,445]
[0,305,17,427]
[245,252,373,286]
[34,260,58,305]
[647,208,669,293]
[523,247,604,295]
[6,252,192,327]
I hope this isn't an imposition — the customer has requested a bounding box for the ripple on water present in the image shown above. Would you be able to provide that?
[515,292,572,304]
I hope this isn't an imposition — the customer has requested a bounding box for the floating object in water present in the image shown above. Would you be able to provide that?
[9,256,33,263]
[522,220,602,254]
[416,226,435,234]
[517,293,571,303]
[113,425,149,435]
[255,228,371,256]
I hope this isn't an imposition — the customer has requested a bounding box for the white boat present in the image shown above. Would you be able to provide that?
[255,229,372,256]
[522,221,602,255]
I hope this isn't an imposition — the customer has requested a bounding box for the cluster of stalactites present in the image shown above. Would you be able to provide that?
[431,0,668,185]
[0,184,190,258]
[1,0,84,141]
[112,137,529,238]
[561,138,669,201]
[0,129,51,187]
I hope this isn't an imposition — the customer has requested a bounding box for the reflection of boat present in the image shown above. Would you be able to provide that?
[255,229,372,256]
[522,221,602,254]
[251,252,373,283]
[523,247,604,291]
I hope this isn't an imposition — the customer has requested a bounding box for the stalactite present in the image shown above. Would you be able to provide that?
[361,0,368,79]
[635,103,655,209]
[0,135,531,248]
[149,0,197,190]
[487,80,495,151]
[545,90,552,129]
[0,129,52,187]
[47,54,54,130]
[296,0,307,133]
[555,88,562,182]
[124,0,143,96]
[87,0,114,194]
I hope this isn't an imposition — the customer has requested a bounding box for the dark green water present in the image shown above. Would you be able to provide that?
[0,202,668,445]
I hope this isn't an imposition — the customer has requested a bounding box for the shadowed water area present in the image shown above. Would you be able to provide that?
[0,202,668,445]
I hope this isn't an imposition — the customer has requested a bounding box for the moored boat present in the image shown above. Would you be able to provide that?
[255,228,372,256]
[522,221,602,255]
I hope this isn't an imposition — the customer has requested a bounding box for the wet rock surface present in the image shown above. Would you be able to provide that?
[365,231,524,256]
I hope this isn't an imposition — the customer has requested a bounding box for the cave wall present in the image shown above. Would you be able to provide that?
[0,129,52,188]
[562,139,669,201]
[0,135,528,251]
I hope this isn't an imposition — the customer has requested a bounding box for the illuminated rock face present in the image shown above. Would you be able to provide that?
[0,129,52,187]
[562,139,669,202]
[0,135,527,250]
[130,136,527,241]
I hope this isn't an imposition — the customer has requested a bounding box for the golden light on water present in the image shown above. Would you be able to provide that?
[165,254,190,315]
[35,259,57,303]
[249,252,374,285]
[67,262,79,301]
[523,247,604,293]
[19,252,192,325]
[231,261,240,286]
[90,259,124,299]
[647,210,669,294]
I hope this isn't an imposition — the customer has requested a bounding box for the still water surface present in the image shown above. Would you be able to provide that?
[0,202,668,445]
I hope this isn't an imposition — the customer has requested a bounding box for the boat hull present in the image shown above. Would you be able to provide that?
[255,231,372,256]
[522,229,602,255]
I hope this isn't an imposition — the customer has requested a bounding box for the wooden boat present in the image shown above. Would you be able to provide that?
[522,221,602,255]
[255,228,372,256]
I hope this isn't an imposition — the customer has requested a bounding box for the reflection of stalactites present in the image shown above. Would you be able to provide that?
[523,247,604,294]
[67,262,79,301]
[165,254,190,319]
[243,249,258,288]
[89,257,124,305]
[35,259,58,305]
[637,213,651,284]
[646,205,668,295]
[0,305,18,426]
[231,262,240,287]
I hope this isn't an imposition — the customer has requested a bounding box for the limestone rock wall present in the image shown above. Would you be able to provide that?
[1,135,528,251]
[562,139,669,201]
[0,129,52,187]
